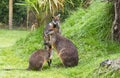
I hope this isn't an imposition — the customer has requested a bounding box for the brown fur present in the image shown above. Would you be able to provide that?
[45,14,61,33]
[43,14,61,64]
[27,49,51,70]
[46,31,79,67]
[44,14,61,46]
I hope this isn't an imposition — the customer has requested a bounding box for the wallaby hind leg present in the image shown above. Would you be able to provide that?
[47,59,52,66]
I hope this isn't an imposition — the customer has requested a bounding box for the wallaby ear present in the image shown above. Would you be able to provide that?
[57,14,60,17]
[56,14,60,20]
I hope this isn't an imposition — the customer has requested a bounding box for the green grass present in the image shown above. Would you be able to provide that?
[0,29,29,48]
[0,1,120,78]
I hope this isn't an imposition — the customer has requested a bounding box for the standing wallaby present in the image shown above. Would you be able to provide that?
[46,29,79,67]
[27,44,52,70]
[43,14,61,64]
[44,14,61,48]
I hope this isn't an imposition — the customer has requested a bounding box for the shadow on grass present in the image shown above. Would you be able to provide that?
[53,63,64,68]
[0,68,27,71]
[42,63,64,70]
[0,63,66,71]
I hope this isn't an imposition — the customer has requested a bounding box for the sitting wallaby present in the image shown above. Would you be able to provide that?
[46,28,79,67]
[27,44,52,70]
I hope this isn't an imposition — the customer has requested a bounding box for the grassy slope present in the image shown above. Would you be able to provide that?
[0,1,120,78]
[61,2,120,77]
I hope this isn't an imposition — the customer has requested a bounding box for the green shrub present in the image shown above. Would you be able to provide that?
[15,26,44,56]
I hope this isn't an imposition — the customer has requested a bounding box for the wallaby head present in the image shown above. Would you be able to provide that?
[52,14,60,28]
[44,14,60,35]
[47,14,61,34]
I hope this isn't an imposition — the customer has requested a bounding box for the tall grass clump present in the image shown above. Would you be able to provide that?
[62,2,120,55]
[14,26,44,57]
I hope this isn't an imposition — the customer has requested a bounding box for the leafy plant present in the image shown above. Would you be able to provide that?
[0,0,27,26]
[16,0,73,26]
